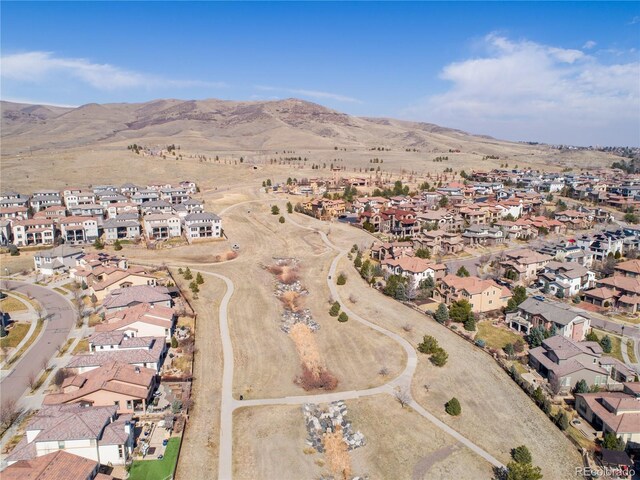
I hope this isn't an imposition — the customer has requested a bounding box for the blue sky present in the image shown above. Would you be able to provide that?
[2,1,639,146]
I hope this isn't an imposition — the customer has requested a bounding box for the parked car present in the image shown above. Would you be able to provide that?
[162,438,169,446]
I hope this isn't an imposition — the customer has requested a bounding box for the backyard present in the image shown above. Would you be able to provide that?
[128,437,181,480]
[475,321,522,351]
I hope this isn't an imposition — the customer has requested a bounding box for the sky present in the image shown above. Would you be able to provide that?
[1,1,639,146]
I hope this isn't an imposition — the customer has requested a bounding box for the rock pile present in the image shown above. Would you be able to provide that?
[281,308,319,333]
[303,401,366,453]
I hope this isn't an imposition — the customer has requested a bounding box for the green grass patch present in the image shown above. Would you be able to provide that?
[0,322,30,349]
[0,297,28,312]
[593,328,624,363]
[5,320,44,367]
[476,321,522,351]
[128,437,181,480]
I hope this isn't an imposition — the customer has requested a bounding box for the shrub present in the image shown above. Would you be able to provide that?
[297,365,338,391]
[93,238,104,250]
[113,239,123,251]
[286,202,293,214]
[329,302,341,317]
[337,312,348,322]
[434,303,449,324]
[599,335,612,353]
[8,244,20,256]
[271,205,280,215]
[196,272,204,285]
[602,432,626,451]
[505,461,543,480]
[279,216,285,224]
[430,347,448,367]
[445,397,461,416]
[171,337,178,348]
[475,339,486,348]
[336,273,347,285]
[464,316,476,331]
[417,335,439,354]
[456,266,470,277]
[555,411,569,431]
[183,267,193,280]
[574,379,589,394]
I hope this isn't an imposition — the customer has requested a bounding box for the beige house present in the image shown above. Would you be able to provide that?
[500,248,552,282]
[44,361,156,414]
[89,268,158,302]
[96,303,176,343]
[435,274,511,313]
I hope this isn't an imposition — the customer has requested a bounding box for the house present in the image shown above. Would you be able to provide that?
[2,450,105,480]
[381,257,447,287]
[500,249,552,282]
[555,209,593,230]
[412,230,464,256]
[0,206,29,220]
[507,297,591,340]
[184,212,222,242]
[539,261,595,297]
[303,198,346,219]
[140,200,174,216]
[5,404,134,466]
[583,275,640,313]
[89,268,158,302]
[59,216,100,245]
[371,241,414,260]
[44,361,156,414]
[102,285,172,312]
[68,204,105,218]
[180,198,205,214]
[614,259,640,278]
[102,214,141,242]
[143,213,181,240]
[528,336,609,393]
[435,274,511,313]
[64,190,96,207]
[67,332,166,373]
[0,219,12,246]
[34,245,84,276]
[12,219,56,246]
[104,202,138,219]
[575,383,640,449]
[96,193,128,208]
[159,187,190,205]
[29,190,62,212]
[95,303,176,343]
[461,224,504,246]
[130,190,160,205]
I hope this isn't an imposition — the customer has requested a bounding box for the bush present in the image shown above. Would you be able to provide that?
[8,244,19,256]
[113,240,122,251]
[555,411,569,431]
[475,339,486,348]
[464,316,476,331]
[574,379,589,394]
[171,337,178,348]
[297,365,338,391]
[93,238,104,250]
[456,266,470,277]
[279,216,285,223]
[434,303,449,324]
[417,335,439,354]
[196,272,204,285]
[271,205,280,215]
[329,301,341,317]
[430,347,448,367]
[445,397,461,416]
[336,273,347,285]
[286,202,293,214]
[599,335,612,353]
[183,267,193,280]
[337,312,348,322]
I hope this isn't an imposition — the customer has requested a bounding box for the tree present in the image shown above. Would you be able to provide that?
[271,205,280,215]
[504,343,515,359]
[464,315,476,331]
[189,281,199,295]
[354,253,363,269]
[279,216,285,224]
[337,312,348,322]
[196,272,204,285]
[360,260,373,282]
[456,266,470,277]
[93,238,104,250]
[449,299,473,323]
[329,302,341,317]
[585,330,598,342]
[393,387,410,407]
[171,336,178,348]
[526,326,546,347]
[417,335,439,354]
[445,397,461,416]
[438,196,449,208]
[574,379,589,394]
[434,303,449,324]
[506,286,527,311]
[383,274,406,298]
[183,267,193,280]
[336,273,347,285]
[599,335,612,353]
[624,212,639,224]
[113,239,123,251]
[505,461,543,480]
[511,445,532,465]
[532,386,545,405]
[602,432,626,451]
[286,202,293,214]
[415,248,430,259]
[555,411,569,431]
[430,347,448,367]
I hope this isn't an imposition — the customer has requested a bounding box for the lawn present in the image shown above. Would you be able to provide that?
[53,287,67,295]
[626,339,637,364]
[476,321,522,350]
[72,339,89,354]
[128,437,181,480]
[56,338,74,357]
[5,320,43,366]
[0,322,30,349]
[592,329,624,363]
[61,282,77,292]
[0,297,27,313]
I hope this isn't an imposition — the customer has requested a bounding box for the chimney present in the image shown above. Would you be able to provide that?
[124,421,131,435]
[135,366,140,374]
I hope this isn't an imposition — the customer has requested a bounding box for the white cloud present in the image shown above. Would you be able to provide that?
[255,85,361,103]
[582,40,597,50]
[0,51,225,91]
[404,34,640,145]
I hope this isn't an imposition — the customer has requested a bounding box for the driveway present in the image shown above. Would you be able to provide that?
[0,281,75,405]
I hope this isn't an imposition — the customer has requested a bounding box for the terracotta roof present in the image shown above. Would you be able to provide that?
[97,303,174,332]
[615,259,640,275]
[2,450,98,480]
[66,337,165,370]
[382,257,445,274]
[441,274,511,297]
[598,275,640,295]
[577,392,640,434]
[583,287,619,300]
[103,285,170,310]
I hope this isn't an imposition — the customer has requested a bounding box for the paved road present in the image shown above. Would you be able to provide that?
[0,281,75,405]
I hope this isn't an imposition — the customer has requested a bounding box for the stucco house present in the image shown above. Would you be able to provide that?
[3,450,105,480]
[507,297,591,340]
[95,303,176,343]
[381,257,447,288]
[34,245,84,276]
[102,285,172,312]
[5,404,134,467]
[435,274,511,313]
[184,212,222,242]
[143,213,181,240]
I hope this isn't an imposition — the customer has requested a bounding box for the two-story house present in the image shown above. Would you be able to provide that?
[539,261,595,297]
[143,213,181,240]
[183,212,222,242]
[507,297,591,340]
[435,274,511,313]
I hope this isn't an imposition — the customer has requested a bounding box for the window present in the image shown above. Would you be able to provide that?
[58,441,65,449]
[114,401,120,408]
[118,445,125,458]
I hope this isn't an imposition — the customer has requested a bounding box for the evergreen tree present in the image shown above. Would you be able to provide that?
[196,272,204,285]
[574,379,589,394]
[600,335,612,353]
[183,267,193,280]
[511,445,532,464]
[445,397,461,416]
[434,303,449,324]
[329,302,341,317]
[456,266,470,277]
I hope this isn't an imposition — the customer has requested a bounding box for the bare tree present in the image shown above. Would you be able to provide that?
[41,358,50,372]
[34,302,45,321]
[348,294,358,304]
[27,371,37,390]
[393,387,411,408]
[378,366,389,376]
[0,397,19,427]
